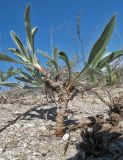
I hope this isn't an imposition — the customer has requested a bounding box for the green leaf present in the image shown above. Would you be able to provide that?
[0,67,19,82]
[25,4,32,51]
[0,71,6,82]
[97,50,123,69]
[10,31,29,59]
[107,63,112,75]
[0,53,35,67]
[86,67,103,75]
[7,67,18,77]
[0,53,23,63]
[31,80,43,87]
[72,64,88,82]
[91,48,106,68]
[15,76,32,83]
[8,48,29,62]
[32,27,38,39]
[87,15,116,65]
[25,5,38,53]
[73,15,116,83]
[0,82,22,88]
[53,47,59,61]
[19,70,33,80]
[59,51,71,81]
[47,60,59,75]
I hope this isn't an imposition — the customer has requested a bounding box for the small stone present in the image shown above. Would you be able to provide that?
[23,143,28,148]
[71,137,76,142]
[62,133,70,141]
[14,111,20,114]
[40,126,47,131]
[25,123,35,128]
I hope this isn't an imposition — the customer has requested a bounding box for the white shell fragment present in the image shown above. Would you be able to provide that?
[62,133,70,141]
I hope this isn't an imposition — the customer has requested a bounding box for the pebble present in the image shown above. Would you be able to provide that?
[62,133,70,141]
[14,111,20,114]
[40,126,47,131]
[71,137,77,142]
[24,123,35,128]
[23,143,28,148]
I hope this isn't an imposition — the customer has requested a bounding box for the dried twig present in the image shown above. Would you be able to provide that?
[64,141,70,155]
[93,90,109,107]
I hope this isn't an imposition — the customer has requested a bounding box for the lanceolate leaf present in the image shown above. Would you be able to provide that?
[7,67,19,77]
[31,27,38,53]
[0,53,35,67]
[86,67,103,76]
[19,70,33,80]
[53,47,59,62]
[107,63,112,75]
[8,48,29,62]
[73,49,123,82]
[0,71,5,82]
[72,66,102,84]
[15,76,32,83]
[91,48,106,68]
[0,53,23,63]
[25,5,32,51]
[25,5,37,53]
[0,67,19,82]
[32,27,38,40]
[0,82,22,88]
[72,63,88,82]
[73,15,116,82]
[10,31,29,59]
[59,51,71,81]
[87,15,116,65]
[97,50,123,69]
[47,60,59,74]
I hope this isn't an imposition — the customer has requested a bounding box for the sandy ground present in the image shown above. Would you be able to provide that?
[0,87,123,160]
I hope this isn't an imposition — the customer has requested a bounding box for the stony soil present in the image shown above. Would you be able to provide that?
[0,87,123,160]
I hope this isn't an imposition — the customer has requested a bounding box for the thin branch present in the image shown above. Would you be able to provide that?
[77,12,85,64]
[93,90,110,107]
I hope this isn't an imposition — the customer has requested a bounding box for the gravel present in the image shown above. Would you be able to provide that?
[0,87,123,160]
